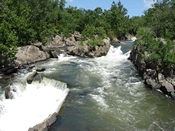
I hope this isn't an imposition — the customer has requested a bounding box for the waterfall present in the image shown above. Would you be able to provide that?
[131,36,137,42]
[0,77,69,131]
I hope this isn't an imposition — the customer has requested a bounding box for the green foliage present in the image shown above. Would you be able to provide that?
[136,28,175,71]
[82,25,107,40]
[109,1,129,37]
[87,37,102,49]
[1,0,59,65]
[1,0,132,67]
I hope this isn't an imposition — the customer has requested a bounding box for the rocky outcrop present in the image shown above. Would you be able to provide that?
[129,43,175,99]
[112,38,120,43]
[46,31,110,58]
[15,45,50,66]
[67,37,111,58]
[28,112,59,131]
[0,44,58,75]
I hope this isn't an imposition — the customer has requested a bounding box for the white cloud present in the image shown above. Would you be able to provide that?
[144,0,157,8]
[66,0,73,2]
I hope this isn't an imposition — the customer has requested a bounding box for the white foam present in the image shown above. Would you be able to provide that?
[0,78,69,131]
[131,36,137,42]
[89,94,109,109]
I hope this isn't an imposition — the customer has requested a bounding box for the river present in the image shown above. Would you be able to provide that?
[1,41,175,131]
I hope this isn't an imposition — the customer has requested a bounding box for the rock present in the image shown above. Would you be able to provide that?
[27,71,37,84]
[54,35,63,43]
[146,69,157,78]
[29,64,35,69]
[1,66,18,75]
[74,31,82,41]
[112,38,120,43]
[158,73,165,83]
[5,86,14,99]
[145,78,160,89]
[28,112,58,131]
[129,41,175,99]
[36,68,45,72]
[50,50,58,58]
[161,80,174,93]
[5,87,10,99]
[15,45,50,66]
[126,34,132,41]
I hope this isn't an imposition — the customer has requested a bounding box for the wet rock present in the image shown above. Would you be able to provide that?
[29,64,35,69]
[112,76,117,79]
[129,41,175,99]
[5,87,10,99]
[50,50,58,58]
[5,86,14,99]
[27,71,37,84]
[36,68,45,72]
[1,66,18,75]
[28,112,58,131]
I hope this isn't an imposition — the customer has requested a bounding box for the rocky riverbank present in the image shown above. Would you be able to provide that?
[0,31,111,75]
[129,42,175,99]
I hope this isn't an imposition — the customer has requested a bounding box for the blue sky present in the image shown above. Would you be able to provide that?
[65,0,157,18]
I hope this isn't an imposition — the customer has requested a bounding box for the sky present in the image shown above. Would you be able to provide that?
[65,0,157,18]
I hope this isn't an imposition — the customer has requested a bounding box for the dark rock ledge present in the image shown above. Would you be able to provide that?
[129,43,175,99]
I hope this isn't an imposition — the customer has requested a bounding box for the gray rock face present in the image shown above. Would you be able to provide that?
[67,37,111,58]
[129,42,175,99]
[28,112,58,131]
[112,38,120,43]
[15,45,50,66]
[50,50,58,58]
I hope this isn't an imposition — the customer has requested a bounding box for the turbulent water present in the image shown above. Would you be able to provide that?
[0,75,69,131]
[1,41,175,131]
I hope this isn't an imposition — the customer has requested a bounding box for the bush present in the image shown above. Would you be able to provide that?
[136,28,175,71]
[87,37,102,49]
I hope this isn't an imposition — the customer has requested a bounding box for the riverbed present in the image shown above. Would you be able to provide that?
[1,41,175,131]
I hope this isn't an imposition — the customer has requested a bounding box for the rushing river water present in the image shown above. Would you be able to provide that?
[1,41,175,131]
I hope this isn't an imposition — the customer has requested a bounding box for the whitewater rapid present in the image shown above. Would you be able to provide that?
[1,44,175,131]
[0,76,69,131]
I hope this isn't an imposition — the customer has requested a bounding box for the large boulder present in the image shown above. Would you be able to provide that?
[15,45,50,66]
